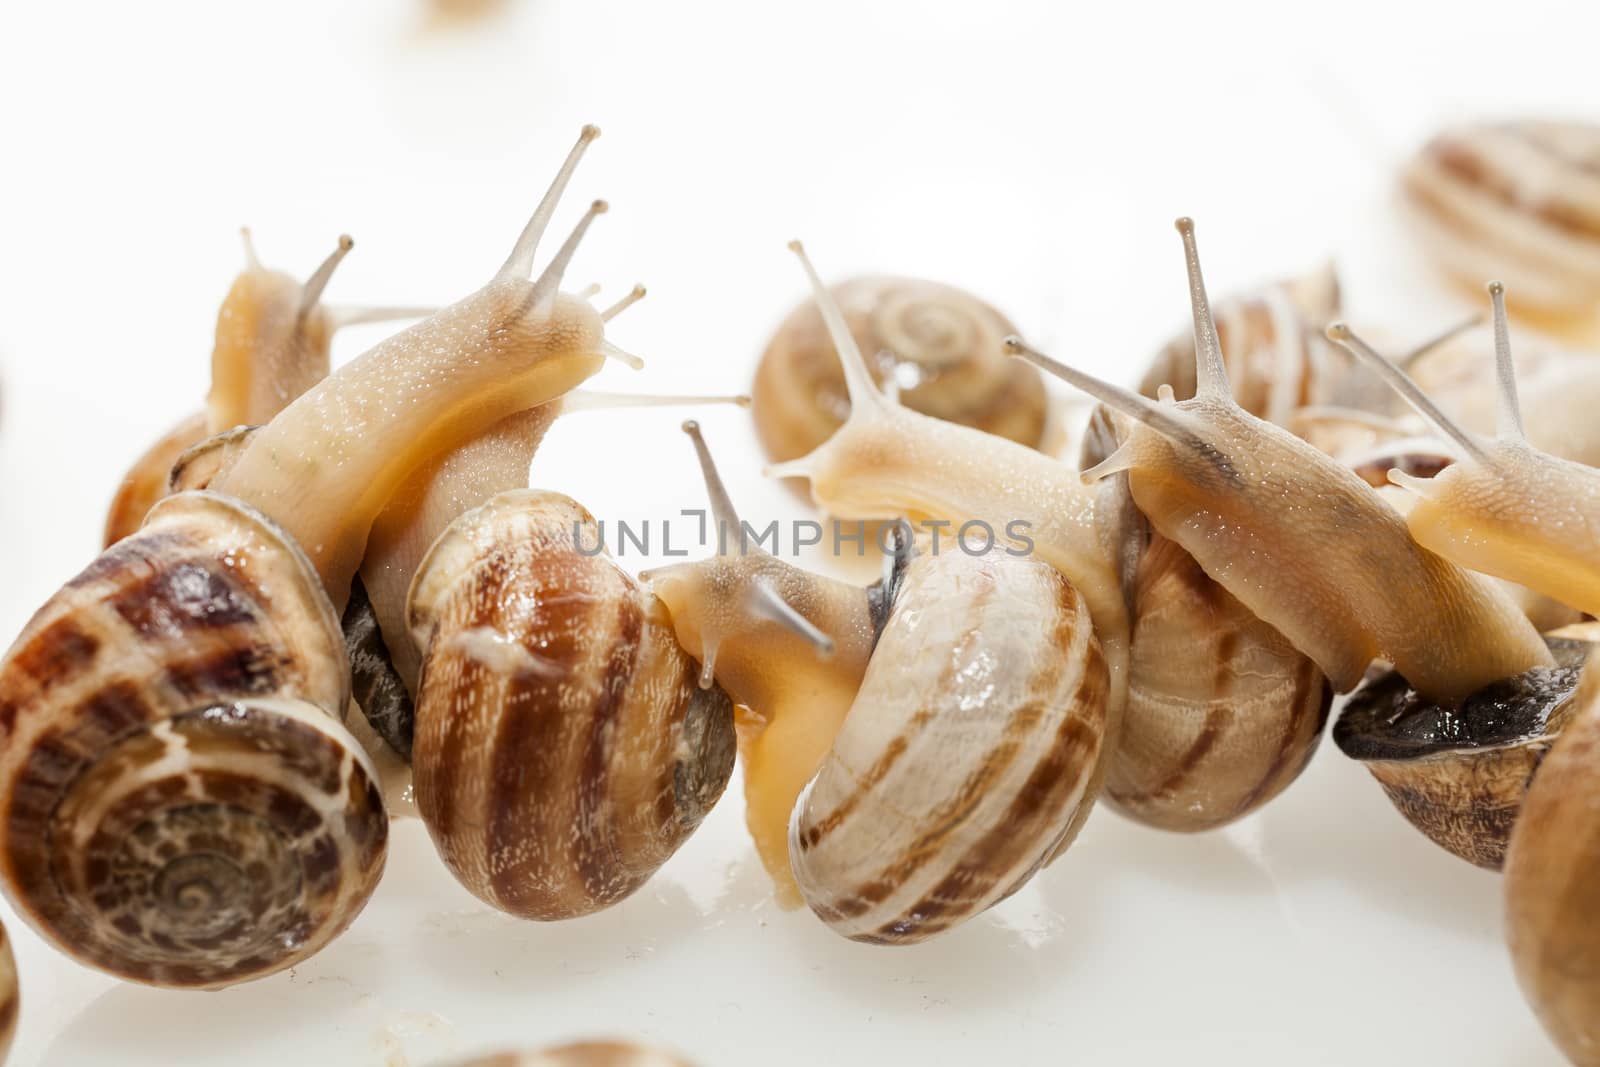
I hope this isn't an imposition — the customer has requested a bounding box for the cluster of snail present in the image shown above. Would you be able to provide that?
[2,117,1600,1065]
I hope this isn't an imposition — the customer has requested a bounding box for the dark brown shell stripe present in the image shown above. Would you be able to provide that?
[0,493,384,987]
[1428,127,1600,243]
[412,493,734,921]
[793,554,1107,944]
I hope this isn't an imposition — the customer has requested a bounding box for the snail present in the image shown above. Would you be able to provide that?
[0,124,629,985]
[408,490,736,920]
[0,918,14,1064]
[1319,284,1600,866]
[1005,218,1551,707]
[753,274,1050,469]
[1505,649,1600,1066]
[764,241,1131,859]
[1402,120,1600,332]
[648,423,1107,944]
[447,1042,695,1067]
[103,232,426,545]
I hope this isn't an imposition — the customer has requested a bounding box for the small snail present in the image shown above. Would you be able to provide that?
[0,124,628,984]
[103,232,425,545]
[765,241,1131,858]
[1505,649,1600,1066]
[753,274,1050,467]
[1006,219,1551,707]
[0,918,15,1064]
[1402,120,1600,330]
[649,424,1107,944]
[446,1042,695,1067]
[409,490,736,920]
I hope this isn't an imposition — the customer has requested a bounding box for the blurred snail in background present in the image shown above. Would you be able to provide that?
[1322,285,1600,867]
[0,124,633,986]
[446,1041,696,1067]
[103,232,427,546]
[1402,120,1600,334]
[765,242,1131,860]
[0,918,15,1064]
[753,274,1051,470]
[1505,650,1600,1067]
[648,423,1107,944]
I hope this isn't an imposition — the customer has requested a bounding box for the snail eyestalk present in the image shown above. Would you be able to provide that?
[787,240,890,412]
[1489,282,1526,441]
[298,235,355,319]
[1003,336,1197,444]
[601,283,647,322]
[497,124,601,281]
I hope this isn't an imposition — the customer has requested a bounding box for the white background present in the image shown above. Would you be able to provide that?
[0,1,1590,1063]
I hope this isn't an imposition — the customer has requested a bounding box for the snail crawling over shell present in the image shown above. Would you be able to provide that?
[103,231,426,546]
[753,273,1051,469]
[648,422,1107,944]
[1321,284,1600,868]
[0,125,640,987]
[1402,120,1600,334]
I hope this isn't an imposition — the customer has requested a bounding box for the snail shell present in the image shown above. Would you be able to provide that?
[1505,650,1600,1066]
[450,1043,695,1067]
[752,275,1049,465]
[409,490,736,920]
[791,543,1108,945]
[0,491,387,987]
[1403,121,1600,324]
[0,919,15,1065]
[1334,632,1593,869]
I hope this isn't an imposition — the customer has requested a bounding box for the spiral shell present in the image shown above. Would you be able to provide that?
[451,1043,695,1067]
[409,490,736,920]
[791,544,1107,945]
[0,491,387,987]
[1505,651,1600,1066]
[752,275,1048,465]
[1403,120,1600,321]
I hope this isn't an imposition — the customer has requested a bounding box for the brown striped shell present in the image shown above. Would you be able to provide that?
[0,491,387,987]
[1506,650,1600,1066]
[408,490,736,920]
[752,275,1049,467]
[1403,121,1600,325]
[0,918,16,1064]
[449,1042,696,1067]
[791,544,1108,945]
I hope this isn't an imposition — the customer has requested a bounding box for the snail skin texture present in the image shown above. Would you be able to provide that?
[104,232,424,546]
[765,242,1131,860]
[1008,218,1551,707]
[1403,121,1600,326]
[409,491,736,920]
[753,275,1049,465]
[0,492,387,987]
[1505,650,1600,1067]
[448,1042,696,1067]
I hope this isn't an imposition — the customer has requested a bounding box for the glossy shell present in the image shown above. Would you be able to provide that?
[791,545,1108,944]
[1403,120,1600,320]
[1505,653,1600,1066]
[1108,534,1330,830]
[450,1043,695,1067]
[0,491,387,987]
[752,275,1048,464]
[1334,634,1591,869]
[409,490,736,920]
[103,411,208,546]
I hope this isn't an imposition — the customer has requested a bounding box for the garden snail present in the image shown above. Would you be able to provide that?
[752,274,1050,468]
[1505,649,1600,1066]
[1005,218,1550,706]
[650,423,1107,944]
[0,918,15,1064]
[765,241,1131,857]
[447,1042,695,1067]
[103,232,425,546]
[1320,285,1600,866]
[407,489,736,920]
[0,124,631,985]
[1402,120,1600,331]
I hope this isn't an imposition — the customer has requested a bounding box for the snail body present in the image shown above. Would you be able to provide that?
[1505,650,1600,1066]
[0,492,386,987]
[409,491,735,920]
[753,274,1048,466]
[1403,120,1600,327]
